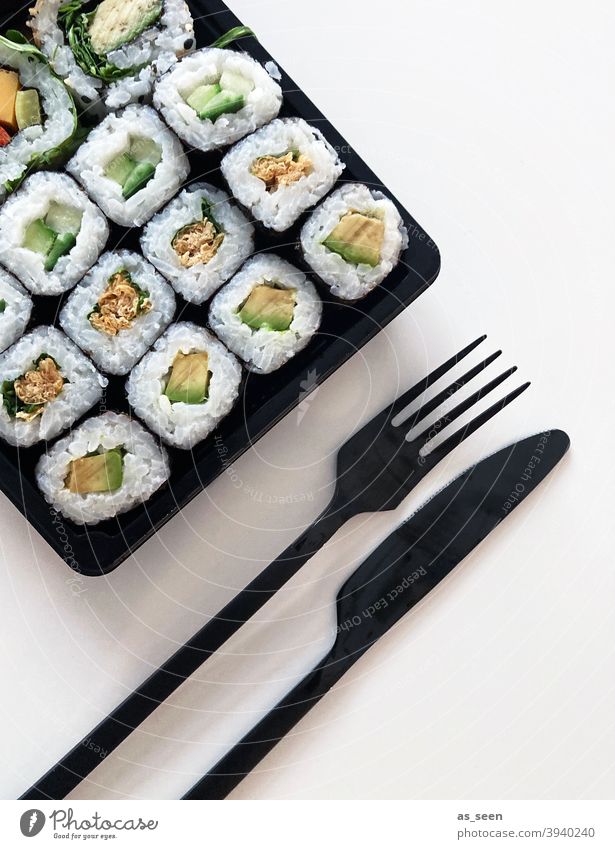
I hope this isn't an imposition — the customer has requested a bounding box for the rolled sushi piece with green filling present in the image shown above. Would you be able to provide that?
[29,0,195,114]
[0,269,33,354]
[35,411,170,525]
[0,34,77,204]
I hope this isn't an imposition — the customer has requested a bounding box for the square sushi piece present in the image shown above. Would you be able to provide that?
[0,172,109,296]
[300,184,409,300]
[0,269,33,353]
[153,47,283,154]
[67,104,190,227]
[126,322,242,449]
[36,412,170,526]
[209,254,322,374]
[0,327,107,447]
[60,250,176,376]
[221,118,345,232]
[141,182,254,305]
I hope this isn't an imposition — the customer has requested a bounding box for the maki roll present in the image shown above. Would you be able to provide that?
[209,254,322,374]
[0,171,109,296]
[36,412,170,525]
[0,270,33,354]
[0,326,107,447]
[140,182,254,305]
[66,104,189,227]
[221,118,344,232]
[126,322,241,449]
[153,47,282,154]
[30,0,195,113]
[60,250,176,375]
[300,184,408,300]
[0,35,77,205]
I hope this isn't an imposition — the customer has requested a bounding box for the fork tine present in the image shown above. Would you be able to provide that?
[389,335,487,420]
[426,381,532,461]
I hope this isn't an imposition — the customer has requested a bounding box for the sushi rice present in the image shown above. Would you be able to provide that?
[66,104,190,227]
[0,171,110,297]
[209,254,322,374]
[0,270,33,354]
[221,118,345,232]
[153,47,282,153]
[140,182,255,305]
[126,321,242,449]
[60,250,176,375]
[36,411,171,525]
[0,326,107,447]
[30,0,195,114]
[300,183,408,300]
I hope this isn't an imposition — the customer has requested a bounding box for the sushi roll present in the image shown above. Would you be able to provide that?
[221,118,345,232]
[209,254,322,374]
[66,104,189,227]
[153,47,282,154]
[300,184,409,300]
[140,182,254,305]
[60,250,176,375]
[0,172,109,297]
[0,270,33,354]
[0,326,107,448]
[36,412,170,525]
[30,0,195,114]
[126,322,241,449]
[0,34,77,205]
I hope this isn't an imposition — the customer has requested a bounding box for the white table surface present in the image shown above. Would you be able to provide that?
[1,0,613,800]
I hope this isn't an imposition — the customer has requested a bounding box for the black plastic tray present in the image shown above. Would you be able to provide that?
[0,0,440,576]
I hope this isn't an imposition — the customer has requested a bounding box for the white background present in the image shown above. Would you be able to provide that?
[1,0,614,800]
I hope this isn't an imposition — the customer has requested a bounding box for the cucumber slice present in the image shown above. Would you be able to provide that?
[219,70,255,96]
[23,218,57,256]
[129,136,162,166]
[105,152,137,186]
[15,89,41,130]
[0,299,6,314]
[45,202,83,236]
[198,91,245,122]
[186,83,222,113]
[44,232,77,272]
[122,161,156,199]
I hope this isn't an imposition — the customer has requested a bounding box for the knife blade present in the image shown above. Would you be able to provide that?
[182,428,570,799]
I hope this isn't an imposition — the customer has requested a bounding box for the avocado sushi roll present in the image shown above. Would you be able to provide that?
[209,254,322,374]
[0,171,109,297]
[60,250,176,375]
[0,270,33,354]
[30,0,195,114]
[66,104,189,227]
[221,118,345,232]
[152,47,282,154]
[140,182,254,305]
[126,322,242,449]
[0,34,77,205]
[36,412,170,525]
[300,184,408,300]
[0,326,107,447]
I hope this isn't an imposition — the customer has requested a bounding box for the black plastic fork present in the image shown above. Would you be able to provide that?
[23,335,529,800]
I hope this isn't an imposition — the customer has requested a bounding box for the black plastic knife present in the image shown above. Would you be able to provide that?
[182,428,570,799]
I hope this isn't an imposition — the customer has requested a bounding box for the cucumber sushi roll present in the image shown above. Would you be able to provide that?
[35,412,170,525]
[152,47,282,154]
[300,184,408,300]
[66,104,189,227]
[140,182,254,305]
[0,326,107,447]
[126,322,241,449]
[221,118,344,232]
[209,254,322,374]
[30,0,195,114]
[0,34,77,204]
[0,270,33,354]
[60,250,176,375]
[0,171,109,297]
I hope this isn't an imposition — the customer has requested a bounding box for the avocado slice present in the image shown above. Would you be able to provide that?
[15,90,41,131]
[186,83,222,113]
[165,352,211,404]
[323,212,385,267]
[105,152,137,186]
[238,284,296,331]
[23,218,57,256]
[44,232,77,272]
[88,0,163,56]
[66,449,124,494]
[197,91,245,122]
